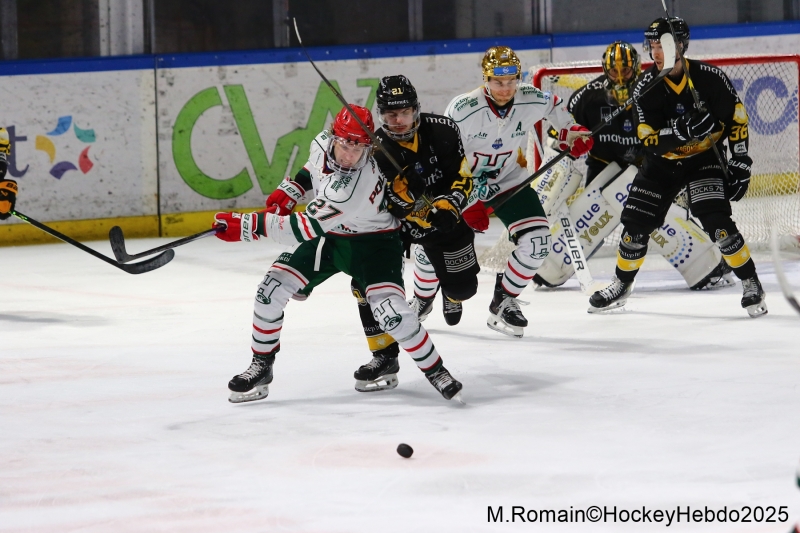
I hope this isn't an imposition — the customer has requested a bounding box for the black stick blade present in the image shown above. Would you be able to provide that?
[118,249,175,274]
[109,226,133,263]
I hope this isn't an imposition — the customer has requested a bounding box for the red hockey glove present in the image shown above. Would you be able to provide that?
[213,212,264,242]
[462,201,489,232]
[265,179,305,215]
[557,124,594,157]
[0,179,18,220]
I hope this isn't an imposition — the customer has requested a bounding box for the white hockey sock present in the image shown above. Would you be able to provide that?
[412,245,439,299]
[396,325,442,373]
[251,265,306,356]
[502,225,551,297]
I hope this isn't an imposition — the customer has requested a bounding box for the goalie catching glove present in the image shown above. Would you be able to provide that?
[386,167,426,218]
[426,195,460,233]
[557,124,594,157]
[0,179,17,220]
[265,178,305,215]
[214,211,266,242]
[726,154,752,201]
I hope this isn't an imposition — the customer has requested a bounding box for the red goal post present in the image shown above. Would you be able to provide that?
[527,54,800,248]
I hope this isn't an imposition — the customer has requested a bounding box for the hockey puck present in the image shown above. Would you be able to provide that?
[396,443,413,458]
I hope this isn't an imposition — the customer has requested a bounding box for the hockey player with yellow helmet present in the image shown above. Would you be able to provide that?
[445,46,593,337]
[0,127,17,220]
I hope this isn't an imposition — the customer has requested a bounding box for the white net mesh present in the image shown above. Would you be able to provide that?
[480,55,800,271]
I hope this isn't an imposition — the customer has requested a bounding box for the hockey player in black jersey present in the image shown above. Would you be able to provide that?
[0,128,18,221]
[533,40,732,292]
[588,17,766,317]
[349,75,477,392]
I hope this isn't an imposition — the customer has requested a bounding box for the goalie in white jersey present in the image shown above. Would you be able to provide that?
[213,105,463,402]
[444,46,593,337]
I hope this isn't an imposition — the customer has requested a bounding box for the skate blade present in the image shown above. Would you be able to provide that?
[746,300,768,318]
[228,384,269,403]
[452,392,466,405]
[486,314,523,338]
[355,375,398,392]
[587,299,628,314]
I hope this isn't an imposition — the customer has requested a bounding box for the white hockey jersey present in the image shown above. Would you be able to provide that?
[265,131,399,246]
[445,84,576,203]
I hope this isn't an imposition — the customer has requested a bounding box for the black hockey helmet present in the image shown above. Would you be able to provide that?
[601,41,641,105]
[644,17,689,56]
[375,75,421,141]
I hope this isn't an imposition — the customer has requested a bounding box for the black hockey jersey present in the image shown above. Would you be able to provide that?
[633,60,750,165]
[568,75,642,182]
[373,113,472,242]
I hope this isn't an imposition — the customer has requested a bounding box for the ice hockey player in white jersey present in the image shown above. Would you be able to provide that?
[213,105,464,402]
[444,46,593,337]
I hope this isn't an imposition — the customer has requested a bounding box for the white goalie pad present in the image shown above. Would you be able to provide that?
[531,154,582,218]
[536,163,630,287]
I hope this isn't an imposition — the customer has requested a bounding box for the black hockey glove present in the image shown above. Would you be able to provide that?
[426,195,460,233]
[726,154,752,202]
[386,167,426,218]
[671,111,721,142]
[0,178,18,220]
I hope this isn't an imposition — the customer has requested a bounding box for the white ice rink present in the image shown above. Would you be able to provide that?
[2,219,799,533]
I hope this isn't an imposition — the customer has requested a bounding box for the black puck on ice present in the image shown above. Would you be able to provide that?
[397,443,413,458]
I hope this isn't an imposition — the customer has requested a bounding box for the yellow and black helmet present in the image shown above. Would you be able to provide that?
[601,41,641,105]
[481,46,522,80]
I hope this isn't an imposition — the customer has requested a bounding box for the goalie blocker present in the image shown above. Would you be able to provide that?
[532,160,732,290]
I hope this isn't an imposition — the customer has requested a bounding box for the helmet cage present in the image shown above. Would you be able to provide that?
[326,135,371,177]
[376,104,421,141]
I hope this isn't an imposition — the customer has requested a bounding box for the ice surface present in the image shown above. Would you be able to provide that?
[2,219,799,532]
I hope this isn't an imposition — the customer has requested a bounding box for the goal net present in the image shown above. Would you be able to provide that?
[479,55,800,271]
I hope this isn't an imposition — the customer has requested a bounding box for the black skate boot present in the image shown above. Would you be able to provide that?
[690,259,735,290]
[228,354,275,403]
[408,294,435,322]
[442,296,463,326]
[487,273,528,338]
[588,276,635,313]
[426,365,463,401]
[353,348,400,392]
[741,273,767,317]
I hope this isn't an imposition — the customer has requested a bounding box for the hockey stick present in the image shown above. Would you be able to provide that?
[770,225,800,315]
[108,226,223,263]
[554,204,598,294]
[10,210,174,274]
[489,33,676,211]
[660,1,730,177]
[291,18,436,212]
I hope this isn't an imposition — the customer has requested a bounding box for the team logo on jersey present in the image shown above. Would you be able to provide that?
[492,138,503,149]
[676,103,686,115]
[414,161,424,174]
[623,119,633,132]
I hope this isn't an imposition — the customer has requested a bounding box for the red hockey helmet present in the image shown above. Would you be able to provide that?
[331,105,374,145]
[327,105,374,176]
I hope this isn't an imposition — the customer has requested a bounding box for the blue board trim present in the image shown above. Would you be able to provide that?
[0,20,798,76]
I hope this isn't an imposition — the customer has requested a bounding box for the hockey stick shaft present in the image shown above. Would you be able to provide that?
[770,226,800,315]
[489,38,676,211]
[109,226,222,263]
[11,210,173,274]
[555,204,595,294]
[291,18,435,211]
[660,1,729,177]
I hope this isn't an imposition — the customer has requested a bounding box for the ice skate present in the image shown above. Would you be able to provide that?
[408,294,435,322]
[442,296,463,326]
[228,355,275,403]
[741,273,767,318]
[690,259,735,290]
[487,273,527,338]
[426,365,463,401]
[353,351,399,392]
[588,277,634,313]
